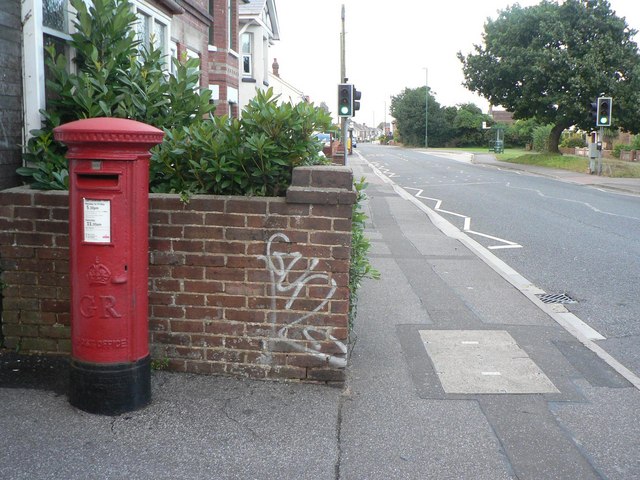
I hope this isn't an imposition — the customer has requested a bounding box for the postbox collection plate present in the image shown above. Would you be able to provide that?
[83,198,111,243]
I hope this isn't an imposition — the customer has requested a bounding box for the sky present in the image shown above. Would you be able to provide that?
[270,0,639,128]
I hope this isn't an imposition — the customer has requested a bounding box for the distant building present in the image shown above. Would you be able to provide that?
[488,106,515,125]
[350,122,382,143]
[238,0,281,111]
[269,59,307,104]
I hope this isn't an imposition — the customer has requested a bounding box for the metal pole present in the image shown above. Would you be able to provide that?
[340,5,347,162]
[424,67,428,148]
[598,126,604,175]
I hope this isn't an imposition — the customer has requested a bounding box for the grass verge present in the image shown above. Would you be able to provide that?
[498,153,640,178]
[425,147,640,178]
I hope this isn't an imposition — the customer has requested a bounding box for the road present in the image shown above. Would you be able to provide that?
[356,143,640,378]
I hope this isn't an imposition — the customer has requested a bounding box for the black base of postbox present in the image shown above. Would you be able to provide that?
[68,355,151,415]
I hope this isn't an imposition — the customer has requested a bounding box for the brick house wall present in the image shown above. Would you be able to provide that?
[208,0,240,117]
[0,1,23,190]
[0,166,355,383]
[168,0,212,90]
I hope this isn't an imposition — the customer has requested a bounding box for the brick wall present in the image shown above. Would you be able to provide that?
[0,166,355,383]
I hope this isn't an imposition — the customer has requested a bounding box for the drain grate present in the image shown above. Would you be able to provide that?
[536,293,577,304]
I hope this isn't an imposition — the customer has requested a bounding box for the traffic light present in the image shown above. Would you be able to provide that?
[338,83,353,117]
[596,97,612,127]
[353,86,361,114]
[589,101,598,125]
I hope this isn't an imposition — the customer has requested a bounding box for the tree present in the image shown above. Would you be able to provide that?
[458,0,640,153]
[452,103,493,146]
[390,86,430,146]
[390,87,456,147]
[390,87,492,147]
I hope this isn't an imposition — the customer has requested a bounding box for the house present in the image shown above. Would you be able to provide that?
[1,0,246,189]
[488,106,515,125]
[268,58,307,104]
[350,121,381,144]
[238,0,280,112]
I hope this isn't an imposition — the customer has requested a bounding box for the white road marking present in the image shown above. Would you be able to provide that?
[406,187,523,250]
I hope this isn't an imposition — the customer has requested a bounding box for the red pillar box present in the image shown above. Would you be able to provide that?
[54,118,163,415]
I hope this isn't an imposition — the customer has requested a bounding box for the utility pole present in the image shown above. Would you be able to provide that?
[340,5,348,161]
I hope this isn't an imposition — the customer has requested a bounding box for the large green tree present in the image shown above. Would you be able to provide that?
[452,103,493,147]
[390,87,454,147]
[458,0,640,153]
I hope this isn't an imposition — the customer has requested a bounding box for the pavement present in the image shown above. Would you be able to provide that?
[2,151,640,479]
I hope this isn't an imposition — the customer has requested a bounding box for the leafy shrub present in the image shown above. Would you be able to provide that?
[560,133,586,148]
[613,143,632,158]
[532,124,554,152]
[348,178,380,330]
[504,118,541,147]
[150,89,332,197]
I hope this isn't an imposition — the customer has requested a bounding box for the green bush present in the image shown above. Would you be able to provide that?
[504,119,541,147]
[150,89,332,197]
[560,133,586,148]
[532,124,554,152]
[613,143,632,158]
[349,178,380,330]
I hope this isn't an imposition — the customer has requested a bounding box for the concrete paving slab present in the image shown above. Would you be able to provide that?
[420,330,559,394]
[340,395,513,480]
[452,285,554,326]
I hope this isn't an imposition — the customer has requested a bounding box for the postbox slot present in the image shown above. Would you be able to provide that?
[76,173,120,189]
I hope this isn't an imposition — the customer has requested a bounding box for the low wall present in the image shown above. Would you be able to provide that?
[0,166,355,383]
[620,150,638,162]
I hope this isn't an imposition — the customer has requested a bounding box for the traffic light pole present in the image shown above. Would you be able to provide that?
[598,126,604,176]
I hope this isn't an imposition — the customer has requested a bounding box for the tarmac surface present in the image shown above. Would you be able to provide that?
[1,151,640,479]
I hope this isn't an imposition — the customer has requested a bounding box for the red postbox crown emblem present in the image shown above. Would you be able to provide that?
[88,258,111,285]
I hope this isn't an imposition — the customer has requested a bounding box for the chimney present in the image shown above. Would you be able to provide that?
[272,58,280,77]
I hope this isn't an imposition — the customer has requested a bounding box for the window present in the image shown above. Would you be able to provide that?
[227,0,234,51]
[133,1,170,59]
[22,0,74,135]
[43,0,69,32]
[42,0,72,106]
[208,0,215,45]
[241,33,252,77]
[263,36,269,84]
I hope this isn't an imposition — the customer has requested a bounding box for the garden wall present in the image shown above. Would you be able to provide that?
[0,166,355,383]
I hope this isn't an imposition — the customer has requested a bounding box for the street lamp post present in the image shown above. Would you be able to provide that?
[424,67,428,148]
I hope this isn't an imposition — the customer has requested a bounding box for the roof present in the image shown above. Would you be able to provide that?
[239,0,266,16]
[239,0,279,40]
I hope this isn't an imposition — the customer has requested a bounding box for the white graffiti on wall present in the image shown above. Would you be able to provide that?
[258,233,347,368]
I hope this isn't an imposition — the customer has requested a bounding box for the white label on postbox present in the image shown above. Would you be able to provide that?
[83,198,111,243]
